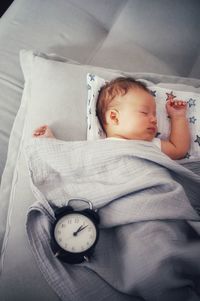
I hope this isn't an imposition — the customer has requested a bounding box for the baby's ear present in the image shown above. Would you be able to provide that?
[105,109,119,125]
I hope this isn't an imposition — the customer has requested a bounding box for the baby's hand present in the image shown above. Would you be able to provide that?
[166,99,187,118]
[33,125,55,138]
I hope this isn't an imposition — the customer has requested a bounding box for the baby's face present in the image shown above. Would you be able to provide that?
[115,88,157,141]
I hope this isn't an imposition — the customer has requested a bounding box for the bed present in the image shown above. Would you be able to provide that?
[0,0,200,300]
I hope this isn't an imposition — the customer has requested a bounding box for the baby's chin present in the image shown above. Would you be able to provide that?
[127,135,156,141]
[143,136,156,142]
[142,133,157,142]
[108,132,156,141]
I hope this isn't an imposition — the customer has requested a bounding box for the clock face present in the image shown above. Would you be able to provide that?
[54,213,97,253]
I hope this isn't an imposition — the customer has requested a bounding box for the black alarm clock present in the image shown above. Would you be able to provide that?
[51,198,100,264]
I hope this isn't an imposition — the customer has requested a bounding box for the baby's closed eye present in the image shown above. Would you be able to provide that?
[140,111,148,115]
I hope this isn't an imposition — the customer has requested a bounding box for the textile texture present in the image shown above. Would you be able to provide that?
[25,138,200,301]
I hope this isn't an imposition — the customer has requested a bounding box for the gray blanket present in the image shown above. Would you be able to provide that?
[25,138,200,301]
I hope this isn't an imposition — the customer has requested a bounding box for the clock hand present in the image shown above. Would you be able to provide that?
[73,225,88,236]
[73,225,83,236]
[78,225,88,232]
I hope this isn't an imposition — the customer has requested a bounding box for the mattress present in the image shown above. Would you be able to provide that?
[0,0,200,300]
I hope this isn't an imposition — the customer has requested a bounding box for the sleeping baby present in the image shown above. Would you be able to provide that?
[29,77,200,300]
[33,76,190,160]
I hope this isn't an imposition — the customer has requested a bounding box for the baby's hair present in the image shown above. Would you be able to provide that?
[96,76,151,132]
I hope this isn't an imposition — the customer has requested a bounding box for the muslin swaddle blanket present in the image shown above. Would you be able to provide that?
[25,138,200,301]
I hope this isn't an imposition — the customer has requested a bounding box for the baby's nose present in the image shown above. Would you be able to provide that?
[150,115,157,124]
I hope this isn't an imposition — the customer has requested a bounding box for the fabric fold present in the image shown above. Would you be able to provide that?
[25,138,200,301]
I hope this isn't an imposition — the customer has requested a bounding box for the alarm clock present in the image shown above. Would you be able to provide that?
[51,198,100,264]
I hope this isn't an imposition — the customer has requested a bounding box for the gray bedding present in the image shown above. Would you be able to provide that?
[25,138,200,301]
[1,0,200,300]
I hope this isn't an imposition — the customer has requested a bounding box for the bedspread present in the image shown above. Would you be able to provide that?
[25,138,200,301]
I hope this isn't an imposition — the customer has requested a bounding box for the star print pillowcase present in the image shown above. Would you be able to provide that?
[87,73,106,140]
[86,73,200,161]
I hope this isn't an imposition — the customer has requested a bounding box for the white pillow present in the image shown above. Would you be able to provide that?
[86,73,200,160]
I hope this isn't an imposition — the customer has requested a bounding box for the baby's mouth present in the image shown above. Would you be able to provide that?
[147,127,156,133]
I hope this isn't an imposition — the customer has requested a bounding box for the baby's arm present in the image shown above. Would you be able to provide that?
[161,99,190,160]
[33,125,56,138]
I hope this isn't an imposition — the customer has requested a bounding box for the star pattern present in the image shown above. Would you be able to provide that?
[189,116,197,124]
[89,74,95,81]
[188,98,196,108]
[98,128,104,136]
[150,90,156,96]
[87,84,91,90]
[194,135,200,146]
[184,152,191,159]
[166,91,176,101]
[155,132,161,137]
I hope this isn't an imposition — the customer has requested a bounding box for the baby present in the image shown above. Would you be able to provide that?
[33,77,190,160]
